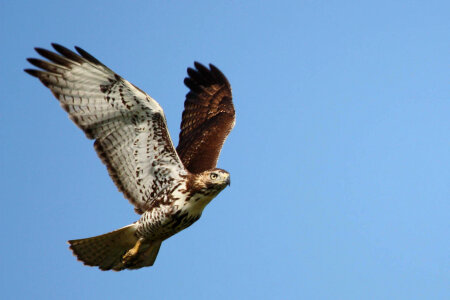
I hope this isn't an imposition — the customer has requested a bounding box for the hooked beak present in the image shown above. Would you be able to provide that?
[226,176,231,186]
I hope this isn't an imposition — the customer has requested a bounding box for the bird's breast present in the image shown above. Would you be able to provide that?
[136,184,220,240]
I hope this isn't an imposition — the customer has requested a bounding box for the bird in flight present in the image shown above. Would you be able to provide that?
[25,44,235,271]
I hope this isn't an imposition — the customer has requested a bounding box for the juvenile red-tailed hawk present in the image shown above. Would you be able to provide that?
[25,44,235,271]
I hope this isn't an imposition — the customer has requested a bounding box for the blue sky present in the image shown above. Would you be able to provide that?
[1,1,449,299]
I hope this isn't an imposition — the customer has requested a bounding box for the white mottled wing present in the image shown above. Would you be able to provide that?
[25,44,186,214]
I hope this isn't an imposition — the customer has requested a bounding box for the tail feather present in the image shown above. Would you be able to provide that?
[68,224,139,271]
[68,223,163,271]
[100,247,126,270]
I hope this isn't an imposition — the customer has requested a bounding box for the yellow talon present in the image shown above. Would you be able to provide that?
[122,238,143,263]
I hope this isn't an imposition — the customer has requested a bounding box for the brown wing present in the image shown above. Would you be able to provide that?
[176,62,235,174]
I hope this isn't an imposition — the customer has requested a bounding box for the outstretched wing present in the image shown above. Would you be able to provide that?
[176,62,235,174]
[25,44,186,214]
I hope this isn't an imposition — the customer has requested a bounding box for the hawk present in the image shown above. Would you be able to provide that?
[25,44,235,271]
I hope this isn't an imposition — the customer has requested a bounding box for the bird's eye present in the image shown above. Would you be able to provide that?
[210,173,218,180]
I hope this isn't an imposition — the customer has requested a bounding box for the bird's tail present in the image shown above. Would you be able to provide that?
[68,224,162,271]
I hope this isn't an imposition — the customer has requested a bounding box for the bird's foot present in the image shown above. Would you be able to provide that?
[122,238,143,263]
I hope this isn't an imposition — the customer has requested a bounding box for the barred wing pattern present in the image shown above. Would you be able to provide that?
[25,44,186,214]
[177,62,235,174]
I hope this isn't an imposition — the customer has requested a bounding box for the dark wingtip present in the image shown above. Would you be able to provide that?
[51,43,70,54]
[34,46,74,67]
[26,57,38,64]
[24,68,39,77]
[183,77,197,91]
[26,58,48,70]
[209,63,230,86]
[188,61,230,88]
[209,63,221,75]
[34,47,48,56]
[52,43,84,63]
[193,61,210,74]
[193,61,207,70]
[74,46,85,54]
[187,62,212,85]
[51,43,62,50]
[75,46,102,65]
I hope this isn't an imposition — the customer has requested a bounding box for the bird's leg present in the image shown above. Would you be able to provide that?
[122,238,144,263]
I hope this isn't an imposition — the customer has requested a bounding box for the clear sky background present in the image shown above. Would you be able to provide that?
[1,1,449,299]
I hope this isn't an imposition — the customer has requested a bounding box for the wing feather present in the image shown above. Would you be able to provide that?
[25,44,186,214]
[176,62,235,174]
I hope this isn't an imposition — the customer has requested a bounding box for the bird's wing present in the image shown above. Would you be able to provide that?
[176,62,235,174]
[25,44,186,214]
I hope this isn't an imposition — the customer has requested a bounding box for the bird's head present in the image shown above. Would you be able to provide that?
[193,168,230,195]
[206,168,231,187]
